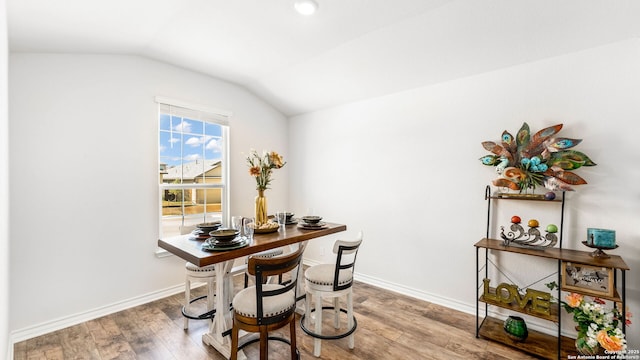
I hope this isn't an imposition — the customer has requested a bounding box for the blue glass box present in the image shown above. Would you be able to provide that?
[587,228,616,248]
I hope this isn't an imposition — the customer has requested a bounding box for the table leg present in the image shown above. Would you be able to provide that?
[295,241,308,314]
[202,260,248,359]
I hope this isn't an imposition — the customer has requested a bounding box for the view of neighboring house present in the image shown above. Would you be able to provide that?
[161,159,222,206]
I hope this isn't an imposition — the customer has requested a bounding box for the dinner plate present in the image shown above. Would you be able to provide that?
[298,221,327,229]
[202,238,250,251]
[207,236,245,247]
[197,222,222,232]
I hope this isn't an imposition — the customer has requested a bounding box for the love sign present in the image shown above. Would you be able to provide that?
[483,278,551,316]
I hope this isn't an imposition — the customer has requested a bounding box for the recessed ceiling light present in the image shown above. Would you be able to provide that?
[294,0,318,15]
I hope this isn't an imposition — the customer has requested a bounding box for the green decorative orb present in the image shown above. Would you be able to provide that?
[504,316,528,342]
[546,224,558,233]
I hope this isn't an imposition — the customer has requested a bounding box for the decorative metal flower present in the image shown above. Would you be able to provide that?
[479,123,596,192]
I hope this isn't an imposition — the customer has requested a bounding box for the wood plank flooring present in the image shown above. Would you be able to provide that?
[13,278,538,359]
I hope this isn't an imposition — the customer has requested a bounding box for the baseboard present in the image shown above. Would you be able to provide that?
[10,283,186,345]
[352,271,477,315]
[314,263,563,338]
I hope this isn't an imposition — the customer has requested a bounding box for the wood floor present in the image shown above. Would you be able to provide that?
[13,279,538,360]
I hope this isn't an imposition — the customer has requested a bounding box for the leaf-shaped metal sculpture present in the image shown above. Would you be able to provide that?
[549,150,596,167]
[482,141,513,162]
[544,177,574,191]
[480,122,595,192]
[479,155,500,166]
[516,123,530,157]
[547,137,583,150]
[501,130,516,153]
[554,171,587,185]
[523,124,563,158]
[549,159,585,170]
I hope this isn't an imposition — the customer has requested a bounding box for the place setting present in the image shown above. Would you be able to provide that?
[201,228,251,251]
[189,221,222,241]
[201,218,254,251]
[297,215,328,230]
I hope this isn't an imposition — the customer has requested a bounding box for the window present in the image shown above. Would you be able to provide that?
[157,97,231,238]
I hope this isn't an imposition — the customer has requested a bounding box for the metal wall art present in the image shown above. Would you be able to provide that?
[479,122,596,193]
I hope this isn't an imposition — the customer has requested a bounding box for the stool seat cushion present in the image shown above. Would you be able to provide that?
[233,284,295,318]
[305,264,353,289]
[185,262,216,272]
[185,262,216,279]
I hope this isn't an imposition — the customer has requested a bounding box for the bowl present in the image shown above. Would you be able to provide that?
[209,228,240,242]
[301,216,322,224]
[197,221,222,232]
[285,212,295,221]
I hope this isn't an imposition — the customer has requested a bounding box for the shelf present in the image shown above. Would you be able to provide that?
[475,238,629,270]
[478,316,576,360]
[479,185,628,359]
[480,290,559,322]
[488,195,563,202]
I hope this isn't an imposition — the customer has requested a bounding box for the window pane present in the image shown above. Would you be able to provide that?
[160,187,223,237]
[158,101,228,239]
[159,113,172,131]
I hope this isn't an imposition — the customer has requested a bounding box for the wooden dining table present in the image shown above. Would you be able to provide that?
[158,222,347,359]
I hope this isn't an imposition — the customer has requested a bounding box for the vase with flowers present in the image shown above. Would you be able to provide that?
[246,149,286,225]
[547,286,632,355]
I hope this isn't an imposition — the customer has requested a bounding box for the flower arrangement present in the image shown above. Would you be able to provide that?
[246,149,286,191]
[479,123,596,192]
[561,292,631,353]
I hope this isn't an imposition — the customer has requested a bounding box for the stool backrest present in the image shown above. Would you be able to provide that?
[332,231,363,291]
[247,245,305,325]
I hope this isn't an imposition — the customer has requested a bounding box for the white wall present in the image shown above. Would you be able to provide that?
[1,0,10,357]
[290,38,640,349]
[8,54,288,339]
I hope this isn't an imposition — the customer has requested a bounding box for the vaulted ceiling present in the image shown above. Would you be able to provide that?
[7,0,640,116]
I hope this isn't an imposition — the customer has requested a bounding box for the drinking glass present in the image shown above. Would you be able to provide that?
[243,218,255,242]
[276,211,287,232]
[232,216,244,236]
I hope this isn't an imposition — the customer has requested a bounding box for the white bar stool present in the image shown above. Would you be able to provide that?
[300,231,363,357]
[182,262,217,329]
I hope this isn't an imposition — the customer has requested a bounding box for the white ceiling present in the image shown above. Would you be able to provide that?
[7,0,640,116]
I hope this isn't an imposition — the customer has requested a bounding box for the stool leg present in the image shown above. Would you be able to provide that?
[184,277,191,330]
[231,318,239,360]
[305,291,313,327]
[347,291,354,349]
[333,297,340,328]
[289,316,297,360]
[260,327,269,360]
[313,293,323,357]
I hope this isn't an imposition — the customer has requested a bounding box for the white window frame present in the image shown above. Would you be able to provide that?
[156,96,232,244]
